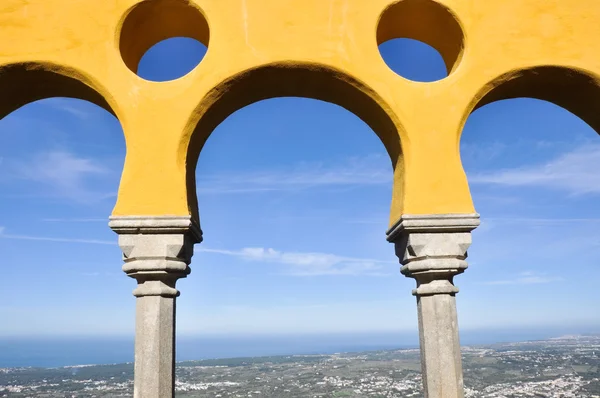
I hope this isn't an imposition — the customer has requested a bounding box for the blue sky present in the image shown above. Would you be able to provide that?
[1,37,599,340]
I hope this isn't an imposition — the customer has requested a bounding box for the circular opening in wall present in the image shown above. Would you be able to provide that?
[379,38,448,82]
[119,0,210,82]
[137,37,208,82]
[377,0,465,82]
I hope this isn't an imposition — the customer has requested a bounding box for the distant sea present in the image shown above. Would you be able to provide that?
[1,327,598,368]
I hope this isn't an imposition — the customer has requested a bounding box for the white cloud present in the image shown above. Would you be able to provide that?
[79,272,120,277]
[485,217,600,224]
[469,144,600,195]
[19,150,105,181]
[476,218,600,236]
[461,141,507,165]
[483,272,563,286]
[3,150,114,202]
[199,247,395,276]
[43,98,94,120]
[0,230,115,245]
[344,216,389,225]
[196,154,392,194]
[42,218,107,223]
[81,272,101,277]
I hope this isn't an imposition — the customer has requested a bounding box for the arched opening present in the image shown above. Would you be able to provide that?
[469,67,600,132]
[0,64,116,119]
[175,96,420,369]
[0,67,130,372]
[459,67,600,351]
[376,0,465,82]
[170,62,415,372]
[183,63,405,224]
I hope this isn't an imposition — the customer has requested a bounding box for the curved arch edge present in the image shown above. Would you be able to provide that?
[460,65,600,137]
[453,64,600,218]
[179,61,407,225]
[0,61,124,121]
[0,60,130,221]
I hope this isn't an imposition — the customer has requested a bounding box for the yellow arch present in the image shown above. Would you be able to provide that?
[180,62,405,223]
[3,0,600,226]
[465,66,600,135]
[0,62,122,121]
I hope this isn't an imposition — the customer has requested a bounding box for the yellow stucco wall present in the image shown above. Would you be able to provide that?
[1,0,599,226]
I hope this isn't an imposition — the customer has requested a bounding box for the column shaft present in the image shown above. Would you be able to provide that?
[134,296,176,398]
[110,216,202,398]
[387,214,479,398]
[417,292,463,397]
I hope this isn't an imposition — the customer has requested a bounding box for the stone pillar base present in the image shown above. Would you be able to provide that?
[110,216,202,398]
[387,214,479,398]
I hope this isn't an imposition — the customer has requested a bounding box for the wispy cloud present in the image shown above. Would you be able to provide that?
[344,217,389,225]
[43,98,95,120]
[80,271,121,277]
[42,218,107,223]
[199,247,395,276]
[483,272,563,286]
[0,230,115,245]
[2,150,116,202]
[81,272,101,277]
[469,144,600,195]
[196,154,392,194]
[461,141,507,165]
[484,217,600,225]
[0,232,394,277]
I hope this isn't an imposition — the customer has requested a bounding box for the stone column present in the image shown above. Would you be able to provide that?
[387,214,479,398]
[109,216,202,398]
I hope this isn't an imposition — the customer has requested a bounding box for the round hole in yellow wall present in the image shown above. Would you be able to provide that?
[377,0,465,82]
[119,0,210,81]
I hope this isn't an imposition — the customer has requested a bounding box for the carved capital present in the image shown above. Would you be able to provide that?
[109,216,203,297]
[387,214,479,296]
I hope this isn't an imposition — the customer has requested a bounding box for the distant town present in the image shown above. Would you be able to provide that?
[2,335,600,397]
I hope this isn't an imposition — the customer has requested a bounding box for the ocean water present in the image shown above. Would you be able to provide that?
[0,332,416,368]
[1,327,597,368]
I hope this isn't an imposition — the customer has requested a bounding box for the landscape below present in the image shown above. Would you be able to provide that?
[2,335,600,397]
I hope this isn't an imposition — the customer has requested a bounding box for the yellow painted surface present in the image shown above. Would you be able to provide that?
[1,0,600,225]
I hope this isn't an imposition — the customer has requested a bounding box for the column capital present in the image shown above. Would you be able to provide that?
[109,216,203,298]
[387,214,479,296]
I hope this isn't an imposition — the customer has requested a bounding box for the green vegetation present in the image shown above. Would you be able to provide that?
[3,336,600,397]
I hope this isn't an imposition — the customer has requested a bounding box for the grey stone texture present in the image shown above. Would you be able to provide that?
[387,213,480,398]
[109,213,479,398]
[110,216,202,398]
